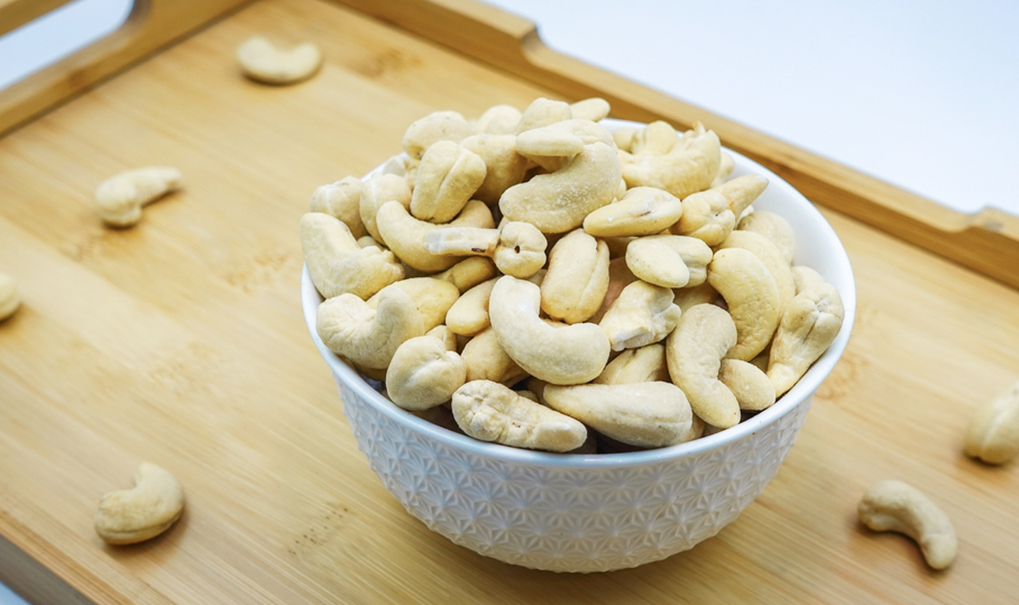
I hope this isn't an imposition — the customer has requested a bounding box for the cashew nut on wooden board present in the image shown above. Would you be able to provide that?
[304,97,846,453]
[94,463,184,545]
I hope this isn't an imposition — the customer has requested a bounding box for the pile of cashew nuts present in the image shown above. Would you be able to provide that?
[303,97,847,454]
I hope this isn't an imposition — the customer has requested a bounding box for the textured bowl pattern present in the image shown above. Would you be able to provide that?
[336,372,811,573]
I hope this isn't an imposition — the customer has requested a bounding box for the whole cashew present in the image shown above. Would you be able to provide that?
[594,344,669,385]
[738,210,796,264]
[512,97,573,134]
[630,120,679,155]
[452,380,587,452]
[410,140,487,223]
[964,379,1019,464]
[359,172,411,242]
[543,382,693,448]
[707,247,781,361]
[300,212,404,300]
[540,229,610,324]
[489,276,610,385]
[476,104,523,135]
[311,176,366,239]
[583,186,684,238]
[515,119,615,172]
[236,36,322,85]
[857,480,958,570]
[0,272,20,321]
[385,335,467,410]
[460,327,528,385]
[569,97,611,122]
[459,134,529,204]
[666,303,740,429]
[718,359,776,411]
[367,277,460,333]
[618,121,720,199]
[402,110,474,159]
[316,288,424,370]
[674,175,767,246]
[375,199,494,272]
[434,257,497,293]
[94,463,184,545]
[625,234,713,288]
[423,221,546,278]
[95,166,182,227]
[718,230,796,313]
[445,277,497,336]
[599,280,682,351]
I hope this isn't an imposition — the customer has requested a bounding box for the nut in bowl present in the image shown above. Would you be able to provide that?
[300,106,856,573]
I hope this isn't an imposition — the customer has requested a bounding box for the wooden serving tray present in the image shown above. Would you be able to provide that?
[1,0,1017,603]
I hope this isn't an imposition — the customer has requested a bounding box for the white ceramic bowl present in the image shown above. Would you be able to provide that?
[301,124,856,573]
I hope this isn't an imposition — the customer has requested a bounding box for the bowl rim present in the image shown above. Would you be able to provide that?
[301,123,857,468]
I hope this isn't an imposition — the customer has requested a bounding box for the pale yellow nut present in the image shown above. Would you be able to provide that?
[673,282,718,312]
[236,36,322,85]
[569,97,611,122]
[708,247,781,361]
[515,119,616,172]
[385,336,467,410]
[630,121,679,155]
[452,380,587,452]
[376,199,494,273]
[410,140,487,223]
[512,97,573,134]
[460,327,529,386]
[718,359,776,411]
[737,210,796,264]
[858,480,958,570]
[424,226,501,256]
[316,289,424,370]
[0,272,20,321]
[402,110,475,159]
[367,277,460,333]
[625,234,713,288]
[612,128,638,152]
[583,186,684,238]
[619,121,720,199]
[500,141,622,234]
[433,257,497,293]
[666,304,740,429]
[359,172,411,242]
[599,280,682,351]
[594,344,669,385]
[95,166,181,227]
[489,276,610,385]
[674,175,767,246]
[424,222,546,279]
[426,324,459,352]
[964,379,1019,464]
[718,230,796,313]
[709,151,735,188]
[300,213,404,300]
[460,134,529,204]
[309,176,366,239]
[445,278,497,336]
[94,463,184,545]
[477,104,523,135]
[540,229,610,324]
[544,382,693,448]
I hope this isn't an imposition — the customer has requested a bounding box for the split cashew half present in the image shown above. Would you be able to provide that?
[618,121,720,199]
[444,277,496,336]
[594,344,670,385]
[236,36,322,85]
[385,335,467,410]
[857,480,958,570]
[718,359,776,411]
[964,379,1019,464]
[583,186,684,238]
[460,326,528,386]
[300,212,404,300]
[316,288,424,370]
[95,167,182,227]
[707,247,781,361]
[94,463,184,545]
[718,230,796,313]
[666,303,740,429]
[0,272,20,321]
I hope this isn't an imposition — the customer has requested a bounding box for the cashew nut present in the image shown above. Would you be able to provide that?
[612,128,638,152]
[708,247,781,361]
[738,210,796,264]
[583,186,683,238]
[375,199,494,273]
[857,480,958,570]
[599,280,682,351]
[367,277,460,333]
[673,281,718,312]
[316,288,424,370]
[618,121,720,199]
[512,97,572,134]
[94,463,184,545]
[402,110,474,159]
[718,359,776,411]
[666,303,740,429]
[625,234,713,289]
[460,327,528,386]
[590,257,638,323]
[569,97,611,122]
[433,257,497,293]
[630,120,679,155]
[423,221,546,278]
[385,335,467,410]
[445,277,496,336]
[410,140,487,223]
[674,175,767,246]
[426,324,459,352]
[300,213,404,300]
[964,379,1019,464]
[359,172,412,243]
[515,119,615,172]
[310,176,366,239]
[718,230,796,313]
[543,382,693,448]
[709,151,735,188]
[540,229,610,323]
[459,134,528,204]
[489,276,610,385]
[236,36,322,84]
[476,104,523,135]
[0,272,20,321]
[452,380,587,452]
[594,344,669,385]
[95,166,182,227]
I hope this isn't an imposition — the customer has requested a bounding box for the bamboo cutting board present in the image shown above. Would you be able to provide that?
[1,0,1018,603]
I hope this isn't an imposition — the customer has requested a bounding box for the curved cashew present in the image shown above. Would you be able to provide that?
[499,141,621,234]
[236,36,322,84]
[476,104,523,135]
[857,480,958,570]
[599,280,682,351]
[0,272,20,321]
[452,380,587,452]
[543,382,693,448]
[618,121,720,199]
[385,335,467,410]
[583,186,683,238]
[95,166,182,227]
[459,134,529,204]
[445,278,497,336]
[666,303,740,429]
[673,281,718,312]
[625,234,713,288]
[359,172,411,242]
[718,359,776,411]
[569,97,611,122]
[434,257,497,293]
[402,110,474,159]
[512,97,573,134]
[707,247,781,361]
[375,199,493,273]
[489,276,610,385]
[674,175,767,246]
[309,176,366,239]
[594,344,669,385]
[964,379,1019,464]
[540,229,610,323]
[515,119,615,172]
[718,230,796,313]
[367,277,460,333]
[738,210,796,264]
[300,213,404,300]
[423,221,546,278]
[316,289,424,370]
[410,140,487,223]
[94,463,184,545]
[460,327,528,386]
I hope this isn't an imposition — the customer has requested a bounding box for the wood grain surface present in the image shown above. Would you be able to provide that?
[1,0,1018,603]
